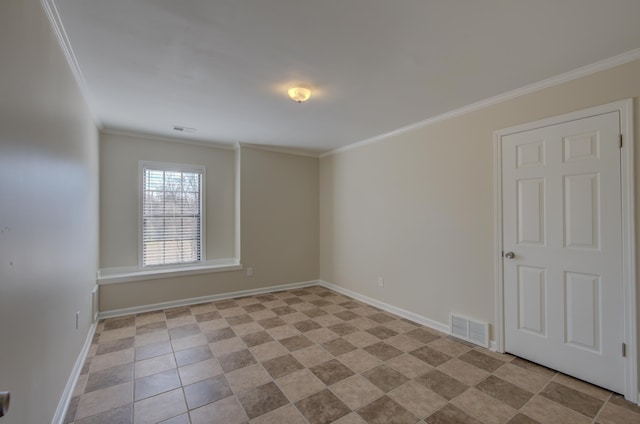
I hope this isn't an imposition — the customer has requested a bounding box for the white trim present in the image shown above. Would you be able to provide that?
[40,0,102,128]
[101,128,235,151]
[98,280,319,319]
[493,99,637,402]
[620,99,637,404]
[317,281,450,335]
[493,130,505,354]
[98,259,242,285]
[320,48,640,159]
[238,143,321,159]
[51,321,97,424]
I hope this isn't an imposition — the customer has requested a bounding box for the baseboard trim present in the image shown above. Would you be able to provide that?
[318,280,450,334]
[98,280,319,319]
[51,320,98,424]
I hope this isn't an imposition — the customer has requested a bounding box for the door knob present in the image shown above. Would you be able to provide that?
[0,391,9,417]
[504,251,515,259]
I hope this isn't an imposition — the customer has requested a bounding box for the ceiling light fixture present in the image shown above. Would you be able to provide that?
[288,87,311,103]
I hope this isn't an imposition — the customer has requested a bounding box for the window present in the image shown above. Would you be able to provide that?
[140,162,204,267]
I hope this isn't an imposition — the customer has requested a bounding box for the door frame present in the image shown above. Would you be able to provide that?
[493,99,637,402]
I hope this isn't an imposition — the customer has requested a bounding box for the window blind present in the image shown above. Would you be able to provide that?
[142,166,203,267]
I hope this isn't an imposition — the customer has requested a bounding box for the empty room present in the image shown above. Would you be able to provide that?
[3,1,640,423]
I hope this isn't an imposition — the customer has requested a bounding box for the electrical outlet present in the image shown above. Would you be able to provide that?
[75,311,80,330]
[377,277,384,287]
[247,267,253,277]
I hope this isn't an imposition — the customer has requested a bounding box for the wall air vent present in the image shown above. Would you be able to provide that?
[450,313,489,348]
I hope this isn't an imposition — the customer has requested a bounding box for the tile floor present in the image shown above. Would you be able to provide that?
[65,286,640,424]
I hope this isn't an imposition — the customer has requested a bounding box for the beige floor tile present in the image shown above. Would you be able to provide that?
[451,388,517,424]
[166,315,197,328]
[76,382,133,420]
[386,353,433,379]
[135,312,165,327]
[521,395,592,424]
[210,337,247,356]
[331,375,384,410]
[170,333,208,352]
[249,403,307,424]
[280,312,309,324]
[225,363,273,393]
[342,331,381,348]
[90,348,135,373]
[349,317,379,331]
[267,324,301,340]
[276,368,326,401]
[100,326,137,343]
[552,373,611,401]
[438,358,491,386]
[305,327,341,344]
[134,353,176,379]
[385,334,425,352]
[493,363,551,393]
[427,337,473,357]
[231,321,263,335]
[292,345,334,367]
[250,341,289,362]
[385,319,420,334]
[388,380,447,419]
[339,349,383,373]
[190,394,248,424]
[597,402,640,424]
[332,412,369,424]
[133,388,186,424]
[135,331,170,347]
[314,313,344,327]
[198,318,231,332]
[178,358,223,386]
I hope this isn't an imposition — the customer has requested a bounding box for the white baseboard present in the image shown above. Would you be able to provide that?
[318,280,499,351]
[318,280,451,334]
[51,320,97,424]
[98,280,320,319]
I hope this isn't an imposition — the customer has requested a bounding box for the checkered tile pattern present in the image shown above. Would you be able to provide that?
[65,286,640,424]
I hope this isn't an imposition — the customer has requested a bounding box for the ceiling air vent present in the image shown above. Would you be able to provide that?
[450,313,489,348]
[172,125,197,133]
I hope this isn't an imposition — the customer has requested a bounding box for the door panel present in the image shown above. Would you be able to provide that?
[517,266,546,336]
[502,111,624,393]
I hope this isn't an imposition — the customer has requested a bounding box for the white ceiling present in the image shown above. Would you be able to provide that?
[52,0,640,155]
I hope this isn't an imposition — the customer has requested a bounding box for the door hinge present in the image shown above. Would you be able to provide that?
[620,134,623,148]
[622,342,627,357]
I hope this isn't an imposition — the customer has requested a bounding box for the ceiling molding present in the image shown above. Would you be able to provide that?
[40,0,102,128]
[320,47,640,159]
[101,128,236,150]
[238,143,320,159]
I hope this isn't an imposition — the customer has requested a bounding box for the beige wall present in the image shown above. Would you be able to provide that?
[100,146,319,310]
[99,132,236,268]
[0,1,99,423]
[320,59,640,341]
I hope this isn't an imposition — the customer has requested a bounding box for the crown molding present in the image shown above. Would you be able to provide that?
[320,48,640,159]
[238,142,321,159]
[101,127,236,150]
[40,0,102,128]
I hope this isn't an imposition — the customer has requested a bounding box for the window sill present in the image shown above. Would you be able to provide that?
[97,259,242,285]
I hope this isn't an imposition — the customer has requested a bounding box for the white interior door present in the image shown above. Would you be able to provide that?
[502,111,625,393]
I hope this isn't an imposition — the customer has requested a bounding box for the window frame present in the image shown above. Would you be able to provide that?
[138,160,206,269]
